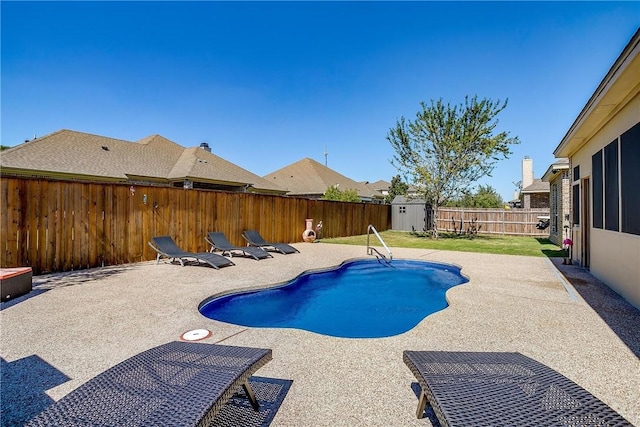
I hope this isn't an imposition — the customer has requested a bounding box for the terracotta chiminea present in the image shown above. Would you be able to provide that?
[302,218,316,242]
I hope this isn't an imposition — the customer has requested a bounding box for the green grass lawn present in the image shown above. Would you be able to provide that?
[320,230,565,258]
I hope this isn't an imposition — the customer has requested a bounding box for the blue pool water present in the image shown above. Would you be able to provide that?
[199,259,468,338]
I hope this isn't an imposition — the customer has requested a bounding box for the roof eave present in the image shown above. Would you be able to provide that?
[541,164,570,182]
[521,189,549,194]
[249,188,288,195]
[0,167,126,183]
[554,29,640,158]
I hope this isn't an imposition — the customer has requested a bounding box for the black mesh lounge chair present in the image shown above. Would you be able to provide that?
[242,230,299,255]
[149,236,234,269]
[403,350,631,426]
[26,341,273,426]
[206,231,272,260]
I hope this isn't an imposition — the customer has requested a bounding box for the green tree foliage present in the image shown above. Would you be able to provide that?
[323,185,361,202]
[445,185,504,208]
[387,95,519,236]
[384,175,409,204]
[473,185,504,208]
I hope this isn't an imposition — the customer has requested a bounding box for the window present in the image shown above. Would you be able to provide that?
[399,206,406,214]
[572,165,580,226]
[572,184,580,225]
[621,121,640,235]
[551,183,558,233]
[604,140,619,231]
[592,150,603,229]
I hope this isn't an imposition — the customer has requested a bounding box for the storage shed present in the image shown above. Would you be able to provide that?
[391,196,431,232]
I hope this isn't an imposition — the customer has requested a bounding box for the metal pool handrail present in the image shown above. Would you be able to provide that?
[367,224,392,262]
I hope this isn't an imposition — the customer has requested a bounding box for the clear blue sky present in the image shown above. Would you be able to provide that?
[2,2,639,201]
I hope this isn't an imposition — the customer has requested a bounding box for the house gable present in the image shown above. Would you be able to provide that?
[264,158,376,200]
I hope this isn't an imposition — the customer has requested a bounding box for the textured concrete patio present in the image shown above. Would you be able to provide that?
[1,243,638,426]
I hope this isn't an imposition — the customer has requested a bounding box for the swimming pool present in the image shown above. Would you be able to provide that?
[199,259,468,338]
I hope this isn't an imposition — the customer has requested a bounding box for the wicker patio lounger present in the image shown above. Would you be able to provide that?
[149,236,234,269]
[26,341,272,426]
[403,351,631,426]
[206,231,272,260]
[242,230,300,255]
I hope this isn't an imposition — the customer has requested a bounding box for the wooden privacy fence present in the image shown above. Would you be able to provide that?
[435,207,550,237]
[1,177,391,274]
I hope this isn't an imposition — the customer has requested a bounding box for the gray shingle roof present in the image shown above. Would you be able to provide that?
[363,180,391,198]
[263,158,376,199]
[521,178,550,193]
[0,129,285,193]
[367,180,391,191]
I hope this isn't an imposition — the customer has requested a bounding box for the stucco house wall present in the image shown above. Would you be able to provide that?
[553,29,640,310]
[568,95,640,309]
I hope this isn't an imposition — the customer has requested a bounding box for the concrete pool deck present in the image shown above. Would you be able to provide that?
[1,243,639,426]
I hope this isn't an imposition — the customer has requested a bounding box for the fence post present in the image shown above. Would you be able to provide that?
[502,210,505,235]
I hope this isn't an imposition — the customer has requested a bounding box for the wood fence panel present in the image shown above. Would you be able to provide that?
[1,181,22,266]
[154,187,170,241]
[195,189,206,244]
[132,188,144,262]
[436,207,549,236]
[37,179,51,272]
[199,190,212,250]
[321,202,333,238]
[281,197,291,241]
[57,183,68,271]
[306,199,321,228]
[258,195,274,241]
[182,190,194,252]
[80,183,90,269]
[49,181,62,272]
[89,183,101,268]
[0,177,392,274]
[27,180,40,271]
[123,186,133,263]
[102,185,114,267]
[0,179,11,266]
[323,201,336,238]
[214,192,228,244]
[169,188,181,246]
[286,198,301,242]
[15,180,26,268]
[225,192,236,244]
[25,179,40,272]
[139,186,150,261]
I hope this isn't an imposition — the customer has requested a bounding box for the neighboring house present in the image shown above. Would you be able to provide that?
[552,29,640,309]
[520,157,550,209]
[263,157,379,202]
[0,129,286,195]
[541,158,571,246]
[364,180,391,202]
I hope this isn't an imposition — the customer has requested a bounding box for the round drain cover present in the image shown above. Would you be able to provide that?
[181,329,212,341]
